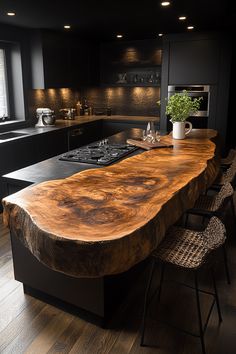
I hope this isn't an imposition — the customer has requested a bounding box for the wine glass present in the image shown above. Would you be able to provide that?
[142,130,147,141]
[155,131,161,142]
[147,130,156,143]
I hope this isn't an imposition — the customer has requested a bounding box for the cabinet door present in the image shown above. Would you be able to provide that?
[42,31,70,88]
[0,137,36,173]
[36,130,68,161]
[0,137,36,208]
[68,121,102,150]
[43,45,70,89]
[31,30,95,89]
[0,130,68,209]
[169,39,220,85]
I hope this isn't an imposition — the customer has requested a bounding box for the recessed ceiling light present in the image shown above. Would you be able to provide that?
[117,34,123,38]
[179,16,187,20]
[7,12,15,16]
[187,26,194,30]
[161,1,170,6]
[64,25,71,29]
[158,33,163,37]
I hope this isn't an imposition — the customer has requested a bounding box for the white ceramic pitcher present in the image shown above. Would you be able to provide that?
[172,121,192,139]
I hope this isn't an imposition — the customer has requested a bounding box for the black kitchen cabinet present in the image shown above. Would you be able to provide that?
[0,128,68,210]
[35,129,69,161]
[30,30,98,89]
[100,39,162,87]
[168,38,220,85]
[68,120,102,150]
[0,136,36,209]
[41,32,70,88]
[0,137,36,174]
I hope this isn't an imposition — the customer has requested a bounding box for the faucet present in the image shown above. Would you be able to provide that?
[59,108,76,120]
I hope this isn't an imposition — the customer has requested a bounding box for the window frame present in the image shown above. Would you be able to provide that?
[0,40,27,132]
[0,45,10,121]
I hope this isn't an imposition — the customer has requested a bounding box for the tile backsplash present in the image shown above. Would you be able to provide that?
[83,87,160,116]
[28,86,160,122]
[28,88,80,123]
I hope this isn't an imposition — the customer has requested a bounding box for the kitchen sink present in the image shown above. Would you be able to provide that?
[0,131,29,141]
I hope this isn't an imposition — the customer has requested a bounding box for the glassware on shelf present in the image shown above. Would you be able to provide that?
[116,73,127,84]
[133,74,139,83]
[154,72,160,84]
[148,74,154,83]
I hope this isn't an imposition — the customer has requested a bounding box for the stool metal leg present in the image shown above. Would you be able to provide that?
[185,213,189,227]
[141,258,155,346]
[194,271,206,354]
[230,198,235,217]
[157,262,165,302]
[211,268,223,322]
[222,244,231,284]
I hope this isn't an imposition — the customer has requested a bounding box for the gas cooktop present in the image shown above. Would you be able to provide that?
[59,139,138,166]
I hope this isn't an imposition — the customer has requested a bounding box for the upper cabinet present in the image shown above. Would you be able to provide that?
[30,30,99,89]
[100,39,162,87]
[168,38,220,85]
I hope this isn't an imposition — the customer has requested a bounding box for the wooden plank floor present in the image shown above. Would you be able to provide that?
[0,197,236,354]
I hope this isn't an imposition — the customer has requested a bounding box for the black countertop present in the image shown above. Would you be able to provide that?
[2,129,144,186]
[0,115,159,145]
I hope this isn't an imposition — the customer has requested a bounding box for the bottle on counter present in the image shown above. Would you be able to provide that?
[83,98,89,115]
[107,107,112,116]
[76,101,82,116]
[88,106,93,115]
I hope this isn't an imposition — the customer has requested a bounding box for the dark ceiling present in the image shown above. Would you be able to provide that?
[0,0,234,41]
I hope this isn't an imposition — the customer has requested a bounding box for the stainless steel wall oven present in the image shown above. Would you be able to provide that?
[168,85,210,117]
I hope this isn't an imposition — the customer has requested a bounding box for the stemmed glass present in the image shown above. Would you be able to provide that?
[142,122,161,144]
[155,131,161,142]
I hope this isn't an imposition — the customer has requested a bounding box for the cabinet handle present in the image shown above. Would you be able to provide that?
[70,128,84,137]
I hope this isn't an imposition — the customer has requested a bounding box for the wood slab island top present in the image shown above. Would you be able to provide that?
[2,129,219,278]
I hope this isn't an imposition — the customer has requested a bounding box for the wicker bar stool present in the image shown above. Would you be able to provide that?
[220,148,236,169]
[186,182,235,219]
[141,217,226,354]
[185,182,234,284]
[213,159,236,190]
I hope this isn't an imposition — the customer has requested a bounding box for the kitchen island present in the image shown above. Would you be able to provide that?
[2,128,219,323]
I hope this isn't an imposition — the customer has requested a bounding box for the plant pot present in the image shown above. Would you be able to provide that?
[172,121,192,140]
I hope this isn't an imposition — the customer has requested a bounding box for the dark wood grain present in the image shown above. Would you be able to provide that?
[2,129,219,278]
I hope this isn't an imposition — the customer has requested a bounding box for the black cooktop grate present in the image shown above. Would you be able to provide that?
[59,141,138,165]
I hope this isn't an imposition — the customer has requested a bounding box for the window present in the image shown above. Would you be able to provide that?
[0,49,8,120]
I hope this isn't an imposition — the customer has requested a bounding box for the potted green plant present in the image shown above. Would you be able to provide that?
[165,90,202,139]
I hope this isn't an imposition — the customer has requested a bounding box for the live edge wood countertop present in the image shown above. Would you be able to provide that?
[2,129,219,278]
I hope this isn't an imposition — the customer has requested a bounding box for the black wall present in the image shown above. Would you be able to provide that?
[226,41,236,150]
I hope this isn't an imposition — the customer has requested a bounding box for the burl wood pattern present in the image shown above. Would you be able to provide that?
[3,129,219,278]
